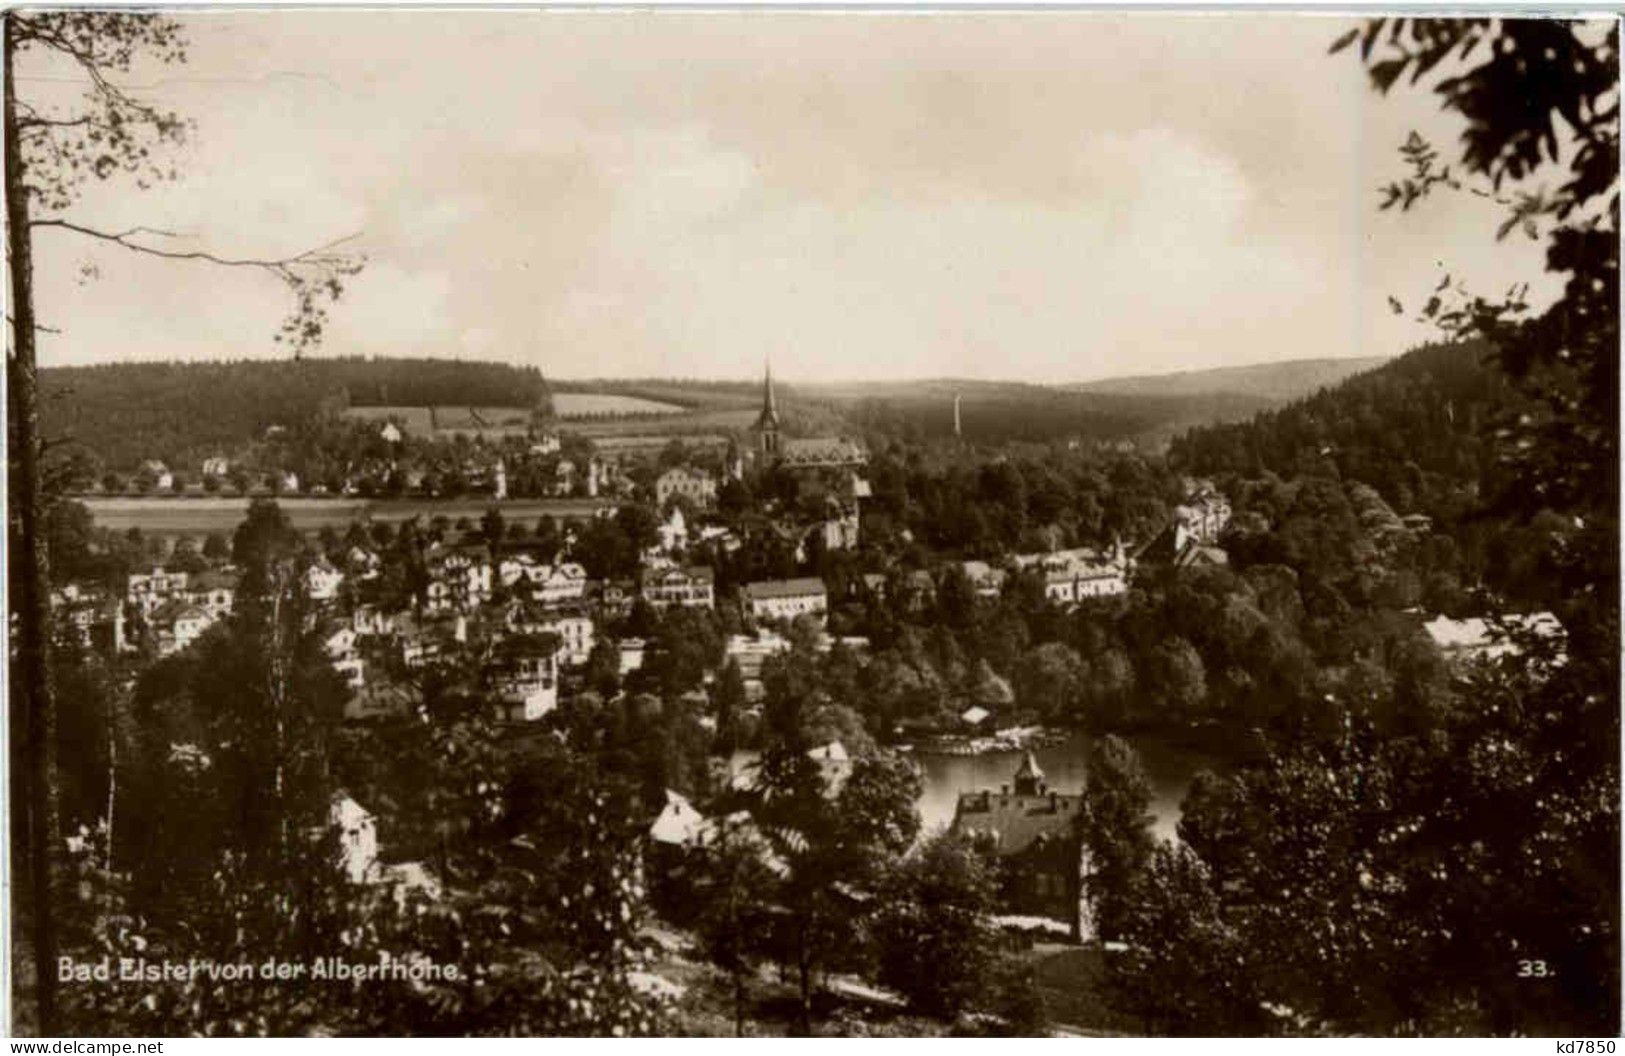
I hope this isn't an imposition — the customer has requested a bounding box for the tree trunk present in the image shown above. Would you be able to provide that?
[5,13,62,1035]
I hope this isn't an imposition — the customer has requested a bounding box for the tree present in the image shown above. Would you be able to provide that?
[1079,734,1155,942]
[692,815,778,1036]
[3,14,360,1029]
[872,832,999,1018]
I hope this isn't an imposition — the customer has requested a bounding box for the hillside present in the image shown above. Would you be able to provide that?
[1067,356,1390,402]
[38,358,552,470]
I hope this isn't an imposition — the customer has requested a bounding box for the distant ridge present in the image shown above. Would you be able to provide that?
[1064,356,1391,402]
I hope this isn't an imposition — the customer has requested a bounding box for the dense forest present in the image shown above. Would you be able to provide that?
[38,358,554,471]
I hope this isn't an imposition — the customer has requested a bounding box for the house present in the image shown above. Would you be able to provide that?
[655,466,718,509]
[344,682,416,723]
[379,422,403,444]
[961,561,1008,599]
[649,789,712,847]
[498,553,539,588]
[538,611,595,666]
[493,634,559,722]
[277,470,301,494]
[140,459,174,491]
[554,459,577,496]
[351,603,394,637]
[655,506,689,554]
[127,567,190,616]
[641,564,715,610]
[304,558,345,603]
[1176,478,1232,545]
[200,455,230,478]
[741,577,828,623]
[151,600,214,657]
[330,793,379,884]
[346,546,382,581]
[1017,544,1130,602]
[951,752,1087,936]
[530,433,561,456]
[428,547,493,610]
[618,637,646,675]
[731,741,852,799]
[185,569,238,619]
[532,562,588,607]
[324,625,365,690]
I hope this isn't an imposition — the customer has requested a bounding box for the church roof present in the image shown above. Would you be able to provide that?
[1015,750,1045,784]
[779,437,867,467]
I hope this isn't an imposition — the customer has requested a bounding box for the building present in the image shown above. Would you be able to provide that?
[960,560,1008,599]
[493,635,559,722]
[186,569,238,619]
[532,562,588,607]
[428,547,493,610]
[200,455,230,478]
[656,466,718,509]
[641,564,715,610]
[324,625,366,690]
[1175,479,1232,545]
[151,600,214,656]
[379,422,403,445]
[752,362,867,469]
[1015,544,1130,603]
[127,567,189,616]
[741,577,828,623]
[304,558,345,603]
[139,460,174,491]
[951,752,1086,935]
[655,506,689,554]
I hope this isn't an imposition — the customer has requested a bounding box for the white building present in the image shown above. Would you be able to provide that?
[655,466,718,509]
[151,601,214,656]
[127,567,189,616]
[741,577,828,623]
[641,564,715,610]
[304,559,345,603]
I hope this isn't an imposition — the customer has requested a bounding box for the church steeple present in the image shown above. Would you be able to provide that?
[755,358,781,458]
[1013,750,1045,796]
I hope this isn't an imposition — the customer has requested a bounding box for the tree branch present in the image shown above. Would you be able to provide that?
[29,217,360,271]
[6,313,61,334]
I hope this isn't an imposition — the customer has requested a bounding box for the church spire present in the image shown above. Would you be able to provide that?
[755,358,782,460]
[758,358,780,427]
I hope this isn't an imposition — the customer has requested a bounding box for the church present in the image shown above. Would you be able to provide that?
[751,362,867,470]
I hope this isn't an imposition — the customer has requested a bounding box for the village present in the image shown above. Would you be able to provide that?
[45,358,1542,960]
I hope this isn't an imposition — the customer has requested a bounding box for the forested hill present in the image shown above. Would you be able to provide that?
[1068,355,1388,402]
[1168,339,1526,516]
[39,358,553,469]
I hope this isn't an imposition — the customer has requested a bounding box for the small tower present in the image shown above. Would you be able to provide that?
[493,458,508,501]
[755,359,782,460]
[1013,750,1045,796]
[953,393,962,438]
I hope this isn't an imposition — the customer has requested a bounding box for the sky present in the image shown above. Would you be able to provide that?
[20,10,1568,383]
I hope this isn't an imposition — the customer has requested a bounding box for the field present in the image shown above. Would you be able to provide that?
[553,393,688,418]
[78,495,613,536]
[559,408,758,438]
[341,405,536,439]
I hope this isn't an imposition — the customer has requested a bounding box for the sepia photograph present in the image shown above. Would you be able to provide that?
[3,5,1619,1039]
